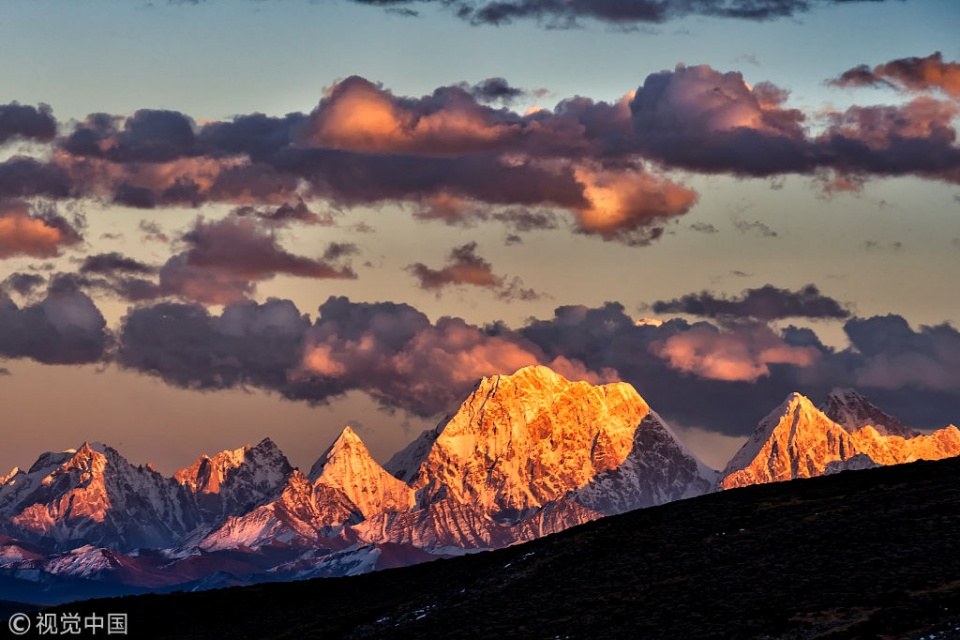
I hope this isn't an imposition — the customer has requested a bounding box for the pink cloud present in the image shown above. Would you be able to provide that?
[650,324,820,382]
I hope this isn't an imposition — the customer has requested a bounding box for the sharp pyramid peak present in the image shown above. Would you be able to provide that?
[309,426,373,481]
[328,426,369,453]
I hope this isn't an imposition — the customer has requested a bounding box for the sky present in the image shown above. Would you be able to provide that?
[0,0,959,475]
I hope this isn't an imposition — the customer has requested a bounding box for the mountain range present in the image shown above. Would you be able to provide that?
[1,365,957,604]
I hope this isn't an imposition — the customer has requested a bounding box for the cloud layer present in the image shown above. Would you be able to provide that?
[0,53,954,255]
[651,284,852,321]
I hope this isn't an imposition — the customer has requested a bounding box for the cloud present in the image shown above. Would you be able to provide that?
[469,77,528,104]
[830,52,960,98]
[175,216,355,280]
[79,252,156,276]
[733,218,778,237]
[117,298,312,391]
[0,158,72,200]
[627,64,809,176]
[0,200,83,259]
[1,272,45,297]
[689,222,718,234]
[4,64,955,248]
[164,0,901,28]
[649,323,821,382]
[117,295,609,416]
[302,76,520,155]
[78,217,356,306]
[860,240,902,252]
[443,0,892,27]
[139,220,169,243]
[569,162,698,245]
[651,284,852,321]
[844,315,960,393]
[0,103,57,145]
[0,280,108,365]
[61,110,199,163]
[296,296,612,414]
[108,291,960,435]
[231,200,335,226]
[407,241,544,301]
[407,242,501,291]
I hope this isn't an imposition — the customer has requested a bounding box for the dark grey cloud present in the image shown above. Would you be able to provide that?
[232,200,335,226]
[650,284,852,321]
[469,77,527,103]
[689,222,719,234]
[117,298,311,392]
[733,219,778,237]
[139,220,169,243]
[860,240,903,252]
[79,252,156,276]
[0,158,72,201]
[322,242,361,262]
[1,273,45,297]
[0,103,57,145]
[62,110,198,163]
[432,0,892,27]
[152,217,356,305]
[0,281,108,365]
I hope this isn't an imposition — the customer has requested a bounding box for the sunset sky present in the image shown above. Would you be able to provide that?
[1,0,958,475]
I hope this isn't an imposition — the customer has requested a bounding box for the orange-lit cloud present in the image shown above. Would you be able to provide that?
[306,77,517,155]
[831,52,960,99]
[571,163,698,245]
[0,200,82,259]
[649,324,820,382]
[406,241,543,301]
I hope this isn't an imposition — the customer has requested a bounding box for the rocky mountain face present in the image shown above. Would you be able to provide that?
[173,438,293,524]
[0,443,196,552]
[822,388,918,438]
[1,366,957,604]
[721,391,960,489]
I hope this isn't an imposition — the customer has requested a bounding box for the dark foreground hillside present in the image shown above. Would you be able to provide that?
[16,457,960,640]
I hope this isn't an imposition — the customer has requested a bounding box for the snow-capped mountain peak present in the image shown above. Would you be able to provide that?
[821,388,918,438]
[310,427,414,518]
[720,392,857,489]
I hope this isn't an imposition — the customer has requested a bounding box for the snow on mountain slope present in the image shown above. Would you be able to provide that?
[572,411,718,515]
[1,443,197,551]
[383,424,443,483]
[174,438,293,523]
[822,388,918,438]
[721,393,960,490]
[849,425,960,466]
[309,427,414,519]
[353,498,516,552]
[199,471,361,551]
[412,365,650,522]
[824,453,881,475]
[720,394,861,489]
